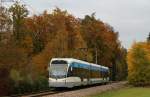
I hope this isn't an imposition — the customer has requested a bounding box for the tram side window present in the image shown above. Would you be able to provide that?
[101,69,105,79]
[78,63,89,79]
[67,66,73,77]
[67,62,90,78]
[104,71,109,78]
[91,67,101,78]
[72,63,79,77]
[67,63,79,77]
[101,69,109,79]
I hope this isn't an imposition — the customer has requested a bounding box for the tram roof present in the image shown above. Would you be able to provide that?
[51,58,109,70]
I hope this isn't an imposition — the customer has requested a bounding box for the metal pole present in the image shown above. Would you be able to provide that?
[96,48,97,64]
[0,0,2,33]
[0,0,2,7]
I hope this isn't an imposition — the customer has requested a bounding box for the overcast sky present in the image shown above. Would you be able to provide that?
[5,0,150,48]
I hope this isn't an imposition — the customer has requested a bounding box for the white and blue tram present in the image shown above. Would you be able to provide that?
[49,58,109,88]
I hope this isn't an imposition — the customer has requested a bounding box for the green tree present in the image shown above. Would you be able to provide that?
[9,1,28,40]
[115,47,128,80]
[147,32,150,42]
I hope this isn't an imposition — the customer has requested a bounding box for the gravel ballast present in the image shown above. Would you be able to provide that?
[43,81,127,97]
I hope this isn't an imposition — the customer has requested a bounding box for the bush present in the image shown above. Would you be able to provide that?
[34,76,49,91]
[11,76,49,95]
[127,42,150,86]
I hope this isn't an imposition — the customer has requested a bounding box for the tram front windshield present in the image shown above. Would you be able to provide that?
[50,60,68,79]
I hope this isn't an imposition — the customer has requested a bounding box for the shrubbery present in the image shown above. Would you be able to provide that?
[11,76,49,95]
[127,42,150,86]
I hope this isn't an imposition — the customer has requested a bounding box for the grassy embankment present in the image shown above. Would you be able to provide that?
[90,87,150,97]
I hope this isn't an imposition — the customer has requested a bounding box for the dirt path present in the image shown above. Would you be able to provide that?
[43,81,127,97]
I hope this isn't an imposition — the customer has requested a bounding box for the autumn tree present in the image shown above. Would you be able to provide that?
[127,42,150,86]
[0,6,35,92]
[81,14,118,64]
[81,14,124,80]
[31,8,89,76]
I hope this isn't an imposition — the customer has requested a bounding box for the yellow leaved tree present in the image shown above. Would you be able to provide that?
[127,42,150,86]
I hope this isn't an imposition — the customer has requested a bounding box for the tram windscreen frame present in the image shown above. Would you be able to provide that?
[50,60,68,79]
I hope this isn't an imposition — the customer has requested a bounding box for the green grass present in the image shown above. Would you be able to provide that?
[90,87,150,97]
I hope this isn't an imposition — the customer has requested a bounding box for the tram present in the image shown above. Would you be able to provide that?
[49,58,109,88]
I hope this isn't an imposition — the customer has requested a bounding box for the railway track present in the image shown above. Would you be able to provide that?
[21,91,61,97]
[17,81,118,97]
[9,89,64,97]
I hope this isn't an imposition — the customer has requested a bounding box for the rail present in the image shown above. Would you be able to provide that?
[14,81,121,97]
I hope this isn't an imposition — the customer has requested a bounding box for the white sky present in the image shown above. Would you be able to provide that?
[3,0,150,48]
